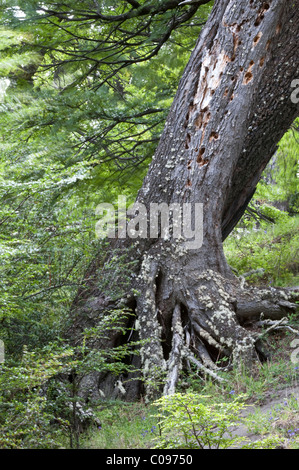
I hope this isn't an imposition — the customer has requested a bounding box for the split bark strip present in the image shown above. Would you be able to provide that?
[192,321,225,352]
[196,339,220,371]
[163,304,184,395]
[136,256,166,400]
[256,318,299,340]
[185,351,227,383]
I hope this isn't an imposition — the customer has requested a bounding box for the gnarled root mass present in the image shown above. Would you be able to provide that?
[70,245,298,403]
[134,249,296,400]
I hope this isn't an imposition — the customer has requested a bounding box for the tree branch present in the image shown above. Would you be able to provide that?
[125,0,141,8]
[38,0,211,23]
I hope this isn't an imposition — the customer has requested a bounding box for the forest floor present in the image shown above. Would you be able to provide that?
[227,384,299,448]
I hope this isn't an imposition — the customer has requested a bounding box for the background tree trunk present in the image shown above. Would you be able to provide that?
[70,0,299,401]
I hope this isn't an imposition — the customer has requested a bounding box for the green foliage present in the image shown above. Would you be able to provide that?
[0,0,212,186]
[226,120,299,287]
[0,1,211,360]
[0,345,74,448]
[80,401,159,449]
[224,215,299,286]
[255,121,299,212]
[0,27,40,77]
[152,392,247,449]
[0,307,144,449]
[241,435,282,449]
[257,204,290,223]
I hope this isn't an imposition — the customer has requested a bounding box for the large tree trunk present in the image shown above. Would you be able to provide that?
[70,0,299,402]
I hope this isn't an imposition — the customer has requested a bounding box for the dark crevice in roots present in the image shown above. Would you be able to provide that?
[157,310,172,362]
[195,334,228,366]
[154,269,163,302]
[180,303,190,328]
[255,338,272,363]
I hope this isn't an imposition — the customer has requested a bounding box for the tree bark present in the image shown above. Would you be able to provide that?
[70,0,299,402]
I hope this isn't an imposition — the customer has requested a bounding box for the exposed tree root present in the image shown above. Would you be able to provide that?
[256,317,299,339]
[69,245,298,403]
[126,248,299,400]
[184,352,227,383]
[163,304,184,395]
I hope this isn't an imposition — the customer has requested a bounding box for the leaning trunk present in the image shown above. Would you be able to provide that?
[70,0,299,401]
